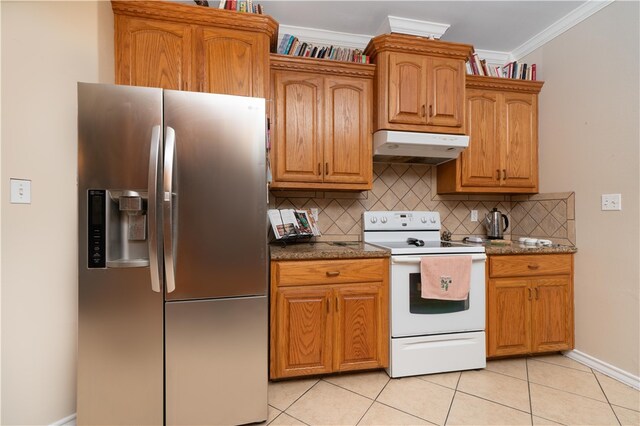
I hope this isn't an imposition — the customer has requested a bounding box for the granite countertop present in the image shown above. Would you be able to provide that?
[270,242,390,261]
[483,243,577,255]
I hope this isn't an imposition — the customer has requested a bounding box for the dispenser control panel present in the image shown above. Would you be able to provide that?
[88,189,106,268]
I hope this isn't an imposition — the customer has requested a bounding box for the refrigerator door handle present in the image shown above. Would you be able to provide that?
[163,126,177,293]
[148,125,162,293]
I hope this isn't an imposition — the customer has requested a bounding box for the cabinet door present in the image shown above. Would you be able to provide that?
[461,89,501,188]
[275,287,333,378]
[501,92,538,189]
[387,52,429,125]
[427,57,465,128]
[531,277,572,353]
[272,72,324,183]
[488,278,531,357]
[323,77,372,185]
[196,27,267,97]
[115,16,193,90]
[334,284,388,371]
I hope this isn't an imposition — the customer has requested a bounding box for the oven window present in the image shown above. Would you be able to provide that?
[409,273,469,314]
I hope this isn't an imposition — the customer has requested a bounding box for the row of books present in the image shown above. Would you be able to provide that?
[216,0,263,14]
[277,34,371,64]
[467,53,537,81]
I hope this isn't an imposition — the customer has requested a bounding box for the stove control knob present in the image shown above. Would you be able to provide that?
[421,217,427,223]
[381,217,388,224]
[370,217,378,224]
[430,217,437,224]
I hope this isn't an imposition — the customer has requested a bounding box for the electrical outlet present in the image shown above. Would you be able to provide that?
[470,210,478,222]
[601,194,622,211]
[10,179,31,204]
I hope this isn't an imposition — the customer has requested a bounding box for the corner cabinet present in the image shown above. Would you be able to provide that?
[112,0,277,97]
[269,55,374,190]
[270,258,389,379]
[364,34,472,135]
[437,76,544,194]
[487,254,574,358]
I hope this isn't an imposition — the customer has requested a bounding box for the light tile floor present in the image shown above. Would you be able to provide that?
[265,355,640,426]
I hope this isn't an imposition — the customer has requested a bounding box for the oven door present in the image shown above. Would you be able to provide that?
[390,253,486,337]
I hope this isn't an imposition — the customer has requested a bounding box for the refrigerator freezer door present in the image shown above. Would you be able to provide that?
[77,83,164,425]
[165,296,268,425]
[163,91,267,301]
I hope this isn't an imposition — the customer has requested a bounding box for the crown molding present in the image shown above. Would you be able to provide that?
[474,49,512,66]
[511,0,614,60]
[377,16,450,39]
[277,24,371,49]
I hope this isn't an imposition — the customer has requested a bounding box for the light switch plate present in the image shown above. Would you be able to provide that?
[10,179,31,204]
[601,193,621,211]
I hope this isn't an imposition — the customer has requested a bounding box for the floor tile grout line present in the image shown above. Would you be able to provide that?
[371,399,439,425]
[610,403,640,413]
[592,368,623,426]
[526,358,534,426]
[279,378,321,413]
[528,380,612,405]
[480,366,530,383]
[527,356,593,374]
[443,372,463,425]
[455,389,533,416]
[354,399,376,426]
[321,377,378,402]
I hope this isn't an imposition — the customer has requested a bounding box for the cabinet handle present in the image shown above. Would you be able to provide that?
[318,162,321,176]
[528,288,532,301]
[429,105,433,117]
[535,287,539,300]
[496,169,501,181]
[527,264,540,270]
[502,169,507,180]
[325,162,329,175]
[326,271,340,277]
[421,105,426,117]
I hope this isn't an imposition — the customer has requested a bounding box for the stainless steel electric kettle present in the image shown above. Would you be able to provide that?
[484,208,509,239]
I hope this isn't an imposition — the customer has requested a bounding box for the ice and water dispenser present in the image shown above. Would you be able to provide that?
[88,189,150,268]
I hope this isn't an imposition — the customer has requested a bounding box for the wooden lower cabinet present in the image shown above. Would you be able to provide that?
[270,258,389,379]
[487,254,574,358]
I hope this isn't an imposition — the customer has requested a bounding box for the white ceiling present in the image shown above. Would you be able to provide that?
[262,1,587,52]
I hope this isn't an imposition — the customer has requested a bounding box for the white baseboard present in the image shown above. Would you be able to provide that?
[564,349,640,390]
[50,413,76,426]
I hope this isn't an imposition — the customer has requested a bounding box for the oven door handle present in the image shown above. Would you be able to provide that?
[392,254,487,264]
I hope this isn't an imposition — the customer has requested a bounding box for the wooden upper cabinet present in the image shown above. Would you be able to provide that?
[112,1,277,95]
[461,89,501,187]
[502,92,538,188]
[272,71,324,183]
[387,53,429,126]
[324,77,372,185]
[437,76,544,194]
[197,27,268,97]
[269,55,374,191]
[427,56,465,128]
[115,16,193,90]
[365,33,472,135]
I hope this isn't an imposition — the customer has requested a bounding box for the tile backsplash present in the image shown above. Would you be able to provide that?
[270,163,576,245]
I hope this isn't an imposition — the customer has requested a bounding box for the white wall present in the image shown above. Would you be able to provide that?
[0,2,113,424]
[523,1,639,376]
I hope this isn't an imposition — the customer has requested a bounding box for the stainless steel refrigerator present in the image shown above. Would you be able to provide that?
[77,83,268,425]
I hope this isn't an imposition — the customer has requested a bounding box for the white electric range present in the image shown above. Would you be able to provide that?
[363,211,487,378]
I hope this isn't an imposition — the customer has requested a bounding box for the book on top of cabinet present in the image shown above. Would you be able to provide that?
[276,33,370,64]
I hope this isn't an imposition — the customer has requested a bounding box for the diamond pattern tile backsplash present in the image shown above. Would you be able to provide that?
[270,163,575,245]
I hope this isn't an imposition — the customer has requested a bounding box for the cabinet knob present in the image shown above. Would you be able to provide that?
[421,105,426,117]
[326,271,340,277]
[429,105,433,117]
[496,169,501,181]
[325,162,329,175]
[528,287,533,300]
[502,169,507,180]
[535,287,539,300]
